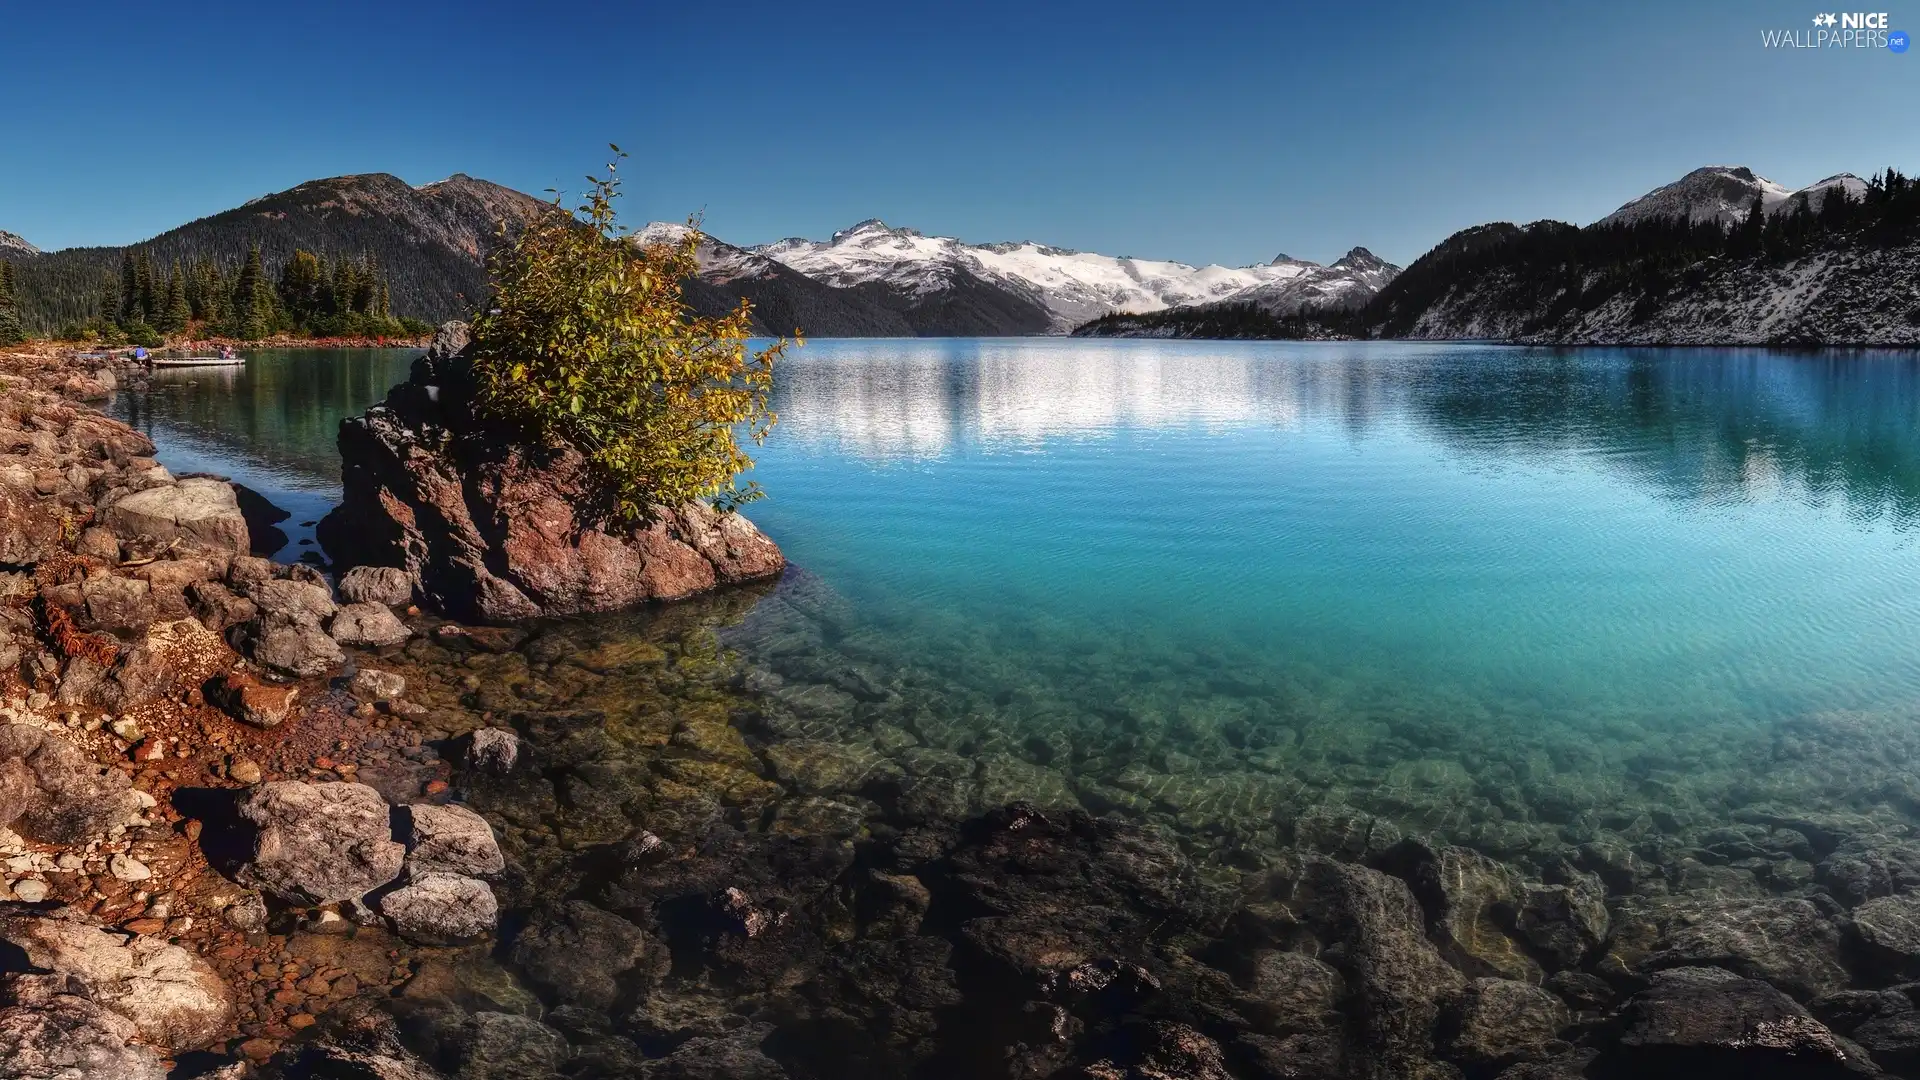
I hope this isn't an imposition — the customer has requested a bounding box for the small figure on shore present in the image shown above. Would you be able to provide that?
[133,345,149,365]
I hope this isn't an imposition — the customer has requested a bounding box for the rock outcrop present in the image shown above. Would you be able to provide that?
[318,322,785,622]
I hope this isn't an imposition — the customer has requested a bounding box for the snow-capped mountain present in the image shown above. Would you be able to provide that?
[1225,247,1400,316]
[0,231,39,259]
[1597,166,1870,228]
[750,220,1394,331]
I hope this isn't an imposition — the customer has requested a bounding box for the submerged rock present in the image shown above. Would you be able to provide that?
[466,728,520,774]
[1613,967,1874,1078]
[318,321,785,621]
[1437,977,1568,1070]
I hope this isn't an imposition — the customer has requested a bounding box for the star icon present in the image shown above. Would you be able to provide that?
[1823,13,1838,25]
[1812,12,1837,25]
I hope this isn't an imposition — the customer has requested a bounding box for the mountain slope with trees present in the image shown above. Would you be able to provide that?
[1366,167,1920,345]
[8,173,547,335]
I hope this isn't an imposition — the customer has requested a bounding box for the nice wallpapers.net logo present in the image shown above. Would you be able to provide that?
[1762,11,1909,49]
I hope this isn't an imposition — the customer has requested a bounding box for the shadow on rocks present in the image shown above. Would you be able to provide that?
[170,786,257,879]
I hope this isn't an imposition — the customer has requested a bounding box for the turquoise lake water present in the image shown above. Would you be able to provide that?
[110,339,1920,842]
[743,339,1920,737]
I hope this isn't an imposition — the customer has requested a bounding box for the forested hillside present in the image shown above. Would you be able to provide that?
[8,173,546,335]
[1362,167,1920,344]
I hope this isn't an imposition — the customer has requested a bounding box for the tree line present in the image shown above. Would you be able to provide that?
[64,245,431,345]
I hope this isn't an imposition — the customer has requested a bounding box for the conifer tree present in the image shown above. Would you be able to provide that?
[1736,195,1765,257]
[160,264,191,333]
[133,249,157,324]
[119,252,140,325]
[231,244,274,339]
[0,261,24,345]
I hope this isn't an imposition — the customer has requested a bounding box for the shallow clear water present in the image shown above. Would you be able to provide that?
[110,348,419,558]
[110,338,1920,845]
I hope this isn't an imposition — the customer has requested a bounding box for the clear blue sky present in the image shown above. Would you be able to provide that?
[1,0,1911,267]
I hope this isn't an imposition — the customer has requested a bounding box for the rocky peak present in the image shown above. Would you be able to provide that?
[833,219,922,243]
[1335,246,1389,269]
[0,231,39,258]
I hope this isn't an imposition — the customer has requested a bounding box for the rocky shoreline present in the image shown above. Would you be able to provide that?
[4,338,1920,1080]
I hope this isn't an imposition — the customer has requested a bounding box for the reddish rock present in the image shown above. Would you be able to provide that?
[318,322,784,621]
[205,673,300,729]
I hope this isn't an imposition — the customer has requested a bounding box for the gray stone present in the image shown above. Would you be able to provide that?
[80,575,153,632]
[103,477,250,553]
[186,580,256,632]
[402,803,505,878]
[338,565,414,606]
[247,621,345,678]
[330,602,412,647]
[378,872,498,944]
[223,892,268,933]
[348,667,407,701]
[248,578,337,626]
[237,781,405,903]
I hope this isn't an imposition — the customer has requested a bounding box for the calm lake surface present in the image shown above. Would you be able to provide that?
[110,339,1920,845]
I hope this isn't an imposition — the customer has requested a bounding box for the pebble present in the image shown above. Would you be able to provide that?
[110,717,142,742]
[108,854,152,881]
[13,879,48,902]
[228,756,263,785]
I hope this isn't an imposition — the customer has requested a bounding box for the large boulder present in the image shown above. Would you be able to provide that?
[236,781,405,904]
[0,910,234,1052]
[317,322,785,622]
[0,726,138,845]
[102,476,250,553]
